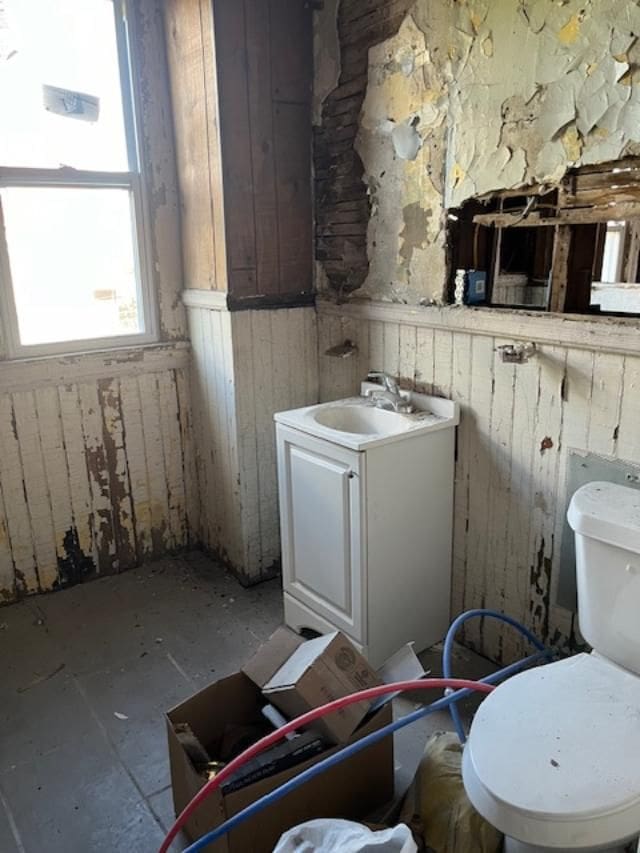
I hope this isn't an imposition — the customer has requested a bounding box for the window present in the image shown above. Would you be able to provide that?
[448,159,640,317]
[0,0,156,357]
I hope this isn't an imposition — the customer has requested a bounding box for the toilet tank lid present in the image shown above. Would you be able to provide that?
[568,481,640,554]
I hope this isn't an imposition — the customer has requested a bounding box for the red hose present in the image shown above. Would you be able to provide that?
[160,677,494,852]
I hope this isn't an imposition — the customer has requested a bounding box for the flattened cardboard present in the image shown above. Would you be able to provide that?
[370,642,427,712]
[167,672,393,853]
[261,631,382,743]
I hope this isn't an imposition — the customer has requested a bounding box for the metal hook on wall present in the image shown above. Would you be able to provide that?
[495,342,537,364]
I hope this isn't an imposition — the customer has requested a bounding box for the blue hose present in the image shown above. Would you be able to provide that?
[180,611,554,851]
[443,608,551,743]
[182,651,545,853]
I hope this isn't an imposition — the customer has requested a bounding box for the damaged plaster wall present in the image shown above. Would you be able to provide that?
[357,15,448,304]
[441,0,640,207]
[315,1,640,665]
[313,0,341,125]
[315,0,416,298]
[317,0,640,304]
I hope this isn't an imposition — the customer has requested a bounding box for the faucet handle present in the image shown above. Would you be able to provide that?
[367,371,399,395]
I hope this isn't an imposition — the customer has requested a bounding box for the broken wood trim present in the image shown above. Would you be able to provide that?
[226,292,316,311]
[0,342,190,394]
[473,204,640,229]
[182,289,229,311]
[317,298,640,356]
[183,288,316,312]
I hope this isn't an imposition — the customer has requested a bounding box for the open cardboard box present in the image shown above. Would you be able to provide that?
[166,628,411,852]
[251,629,382,743]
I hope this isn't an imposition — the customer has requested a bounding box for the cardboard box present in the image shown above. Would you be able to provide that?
[166,672,394,853]
[259,631,382,743]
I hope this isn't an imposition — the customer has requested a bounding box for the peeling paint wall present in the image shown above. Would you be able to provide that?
[317,302,640,664]
[357,14,447,303]
[441,0,640,206]
[0,349,196,603]
[315,0,415,297]
[316,0,640,304]
[186,302,319,585]
[0,0,189,602]
[314,2,640,664]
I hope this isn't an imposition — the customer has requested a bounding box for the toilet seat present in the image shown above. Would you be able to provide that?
[463,653,640,849]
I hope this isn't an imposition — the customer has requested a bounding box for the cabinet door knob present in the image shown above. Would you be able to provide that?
[347,470,356,479]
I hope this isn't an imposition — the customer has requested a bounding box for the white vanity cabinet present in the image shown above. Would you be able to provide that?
[276,427,366,641]
[275,391,459,667]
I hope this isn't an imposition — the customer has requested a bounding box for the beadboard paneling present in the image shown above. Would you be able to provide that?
[187,303,319,582]
[0,363,195,603]
[317,303,640,663]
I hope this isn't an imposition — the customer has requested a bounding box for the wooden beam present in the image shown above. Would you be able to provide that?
[548,225,572,313]
[473,203,640,229]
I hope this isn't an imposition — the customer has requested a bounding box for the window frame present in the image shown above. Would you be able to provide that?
[0,0,158,360]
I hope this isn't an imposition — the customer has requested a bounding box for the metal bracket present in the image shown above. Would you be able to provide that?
[495,342,537,364]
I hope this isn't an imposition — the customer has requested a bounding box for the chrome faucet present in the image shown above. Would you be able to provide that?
[364,371,413,413]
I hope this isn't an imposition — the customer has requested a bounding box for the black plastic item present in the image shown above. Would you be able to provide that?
[221,732,326,794]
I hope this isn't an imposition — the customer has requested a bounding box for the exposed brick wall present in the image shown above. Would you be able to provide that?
[314,0,414,297]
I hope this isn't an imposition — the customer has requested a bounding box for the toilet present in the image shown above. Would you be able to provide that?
[462,481,640,852]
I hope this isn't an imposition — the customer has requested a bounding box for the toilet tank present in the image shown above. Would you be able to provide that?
[568,482,640,675]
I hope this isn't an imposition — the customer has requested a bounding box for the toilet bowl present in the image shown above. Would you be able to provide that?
[462,482,640,851]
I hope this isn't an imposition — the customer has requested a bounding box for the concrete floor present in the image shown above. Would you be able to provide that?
[0,552,493,852]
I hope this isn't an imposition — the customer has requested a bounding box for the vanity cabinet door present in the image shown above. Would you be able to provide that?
[276,425,365,642]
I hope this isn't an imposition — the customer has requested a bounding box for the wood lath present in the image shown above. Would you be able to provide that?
[314,0,415,295]
[473,160,640,228]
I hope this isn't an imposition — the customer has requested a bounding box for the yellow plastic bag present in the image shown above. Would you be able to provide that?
[398,731,502,853]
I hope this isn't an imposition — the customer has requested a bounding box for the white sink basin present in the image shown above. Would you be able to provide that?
[312,404,413,436]
[275,384,460,451]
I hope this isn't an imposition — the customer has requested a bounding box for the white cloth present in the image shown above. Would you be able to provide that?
[273,819,418,853]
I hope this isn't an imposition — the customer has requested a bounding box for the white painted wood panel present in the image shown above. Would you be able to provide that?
[35,386,75,574]
[450,332,472,620]
[0,364,194,602]
[618,355,640,461]
[368,320,384,375]
[187,304,319,584]
[483,342,516,657]
[0,394,39,594]
[99,378,137,570]
[12,391,58,589]
[463,334,495,651]
[58,384,96,566]
[157,370,187,550]
[316,301,640,663]
[120,375,154,560]
[415,326,434,393]
[525,347,565,643]
[250,309,278,571]
[279,428,363,637]
[502,355,541,659]
[231,312,262,574]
